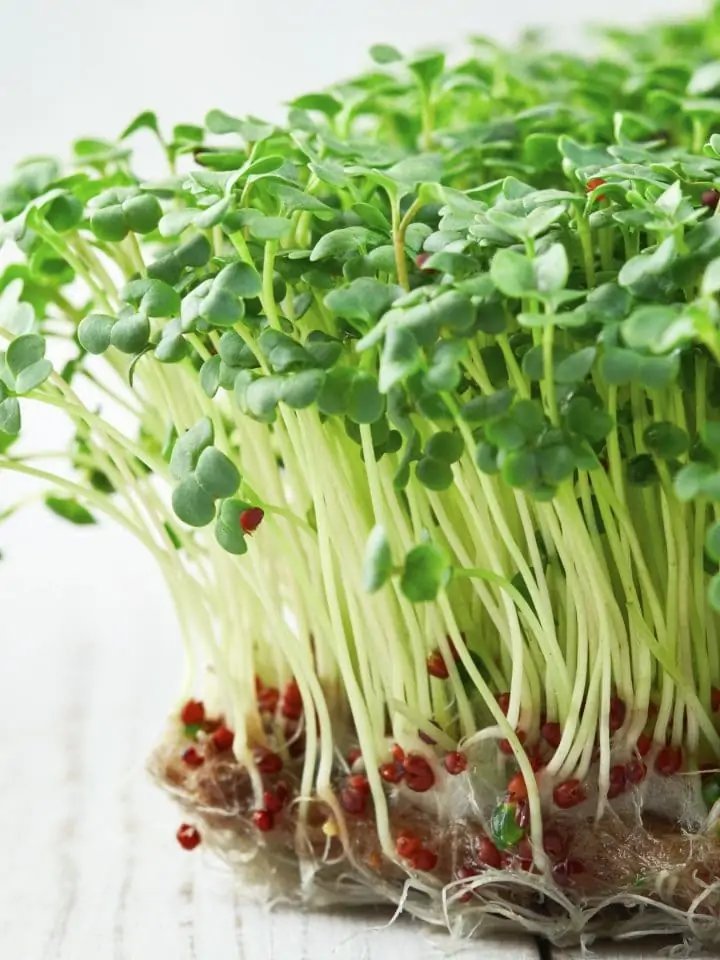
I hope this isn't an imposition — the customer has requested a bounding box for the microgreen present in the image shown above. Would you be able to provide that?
[5,3,720,918]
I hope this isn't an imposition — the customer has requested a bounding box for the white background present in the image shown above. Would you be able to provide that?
[0,1,705,956]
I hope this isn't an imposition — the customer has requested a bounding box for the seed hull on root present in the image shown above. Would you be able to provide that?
[151,728,720,947]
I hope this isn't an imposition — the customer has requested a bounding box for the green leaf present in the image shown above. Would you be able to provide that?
[199,357,221,400]
[280,369,325,409]
[416,456,454,491]
[702,257,720,296]
[0,397,21,435]
[386,154,444,187]
[370,43,403,64]
[123,194,163,234]
[326,277,399,324]
[43,193,83,233]
[622,305,682,352]
[688,61,720,97]
[490,248,534,297]
[618,237,676,296]
[408,52,445,91]
[554,347,596,383]
[195,447,241,499]
[502,448,538,488]
[379,326,423,392]
[400,542,451,603]
[310,226,372,261]
[461,389,514,423]
[172,476,217,527]
[15,359,52,394]
[706,521,720,562]
[78,314,115,355]
[170,417,214,480]
[215,499,250,555]
[347,372,385,424]
[45,496,96,525]
[534,243,569,294]
[643,422,690,459]
[215,261,263,298]
[674,462,714,501]
[120,111,160,140]
[363,525,393,592]
[290,93,342,117]
[245,376,283,422]
[110,313,150,354]
[600,347,641,385]
[155,327,188,364]
[7,333,45,375]
[426,431,464,463]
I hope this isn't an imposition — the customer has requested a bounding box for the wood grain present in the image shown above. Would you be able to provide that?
[0,514,540,959]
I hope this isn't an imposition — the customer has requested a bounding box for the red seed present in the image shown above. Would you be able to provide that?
[264,788,285,814]
[396,831,421,858]
[340,786,366,815]
[391,743,405,764]
[180,699,205,726]
[281,680,303,721]
[541,722,562,748]
[507,772,528,801]
[444,751,468,776]
[211,725,235,752]
[254,747,283,775]
[456,865,477,901]
[258,686,279,713]
[251,809,274,832]
[410,848,438,871]
[240,507,264,535]
[176,823,201,850]
[607,764,626,800]
[403,754,435,793]
[654,745,682,777]
[553,858,585,885]
[586,177,607,201]
[609,697,626,732]
[702,189,720,211]
[477,837,502,869]
[275,780,290,805]
[426,651,449,679]
[416,252,432,270]
[348,774,370,795]
[496,692,511,715]
[543,829,566,861]
[712,688,720,712]
[626,759,647,784]
[528,754,544,772]
[379,762,404,784]
[516,836,534,869]
[499,730,526,755]
[347,748,362,767]
[182,747,205,769]
[553,779,586,809]
[284,720,306,758]
[636,733,652,757]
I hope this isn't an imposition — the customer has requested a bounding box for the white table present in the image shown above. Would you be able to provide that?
[3,509,712,958]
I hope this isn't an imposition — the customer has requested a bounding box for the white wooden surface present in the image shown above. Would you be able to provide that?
[1,509,715,958]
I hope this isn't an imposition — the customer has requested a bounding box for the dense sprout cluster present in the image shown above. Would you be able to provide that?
[6,3,720,943]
